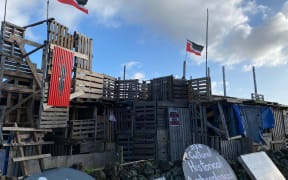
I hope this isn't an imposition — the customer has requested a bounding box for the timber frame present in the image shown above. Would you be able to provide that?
[1,18,288,177]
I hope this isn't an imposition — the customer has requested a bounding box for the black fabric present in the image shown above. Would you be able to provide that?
[76,0,88,5]
[192,42,204,51]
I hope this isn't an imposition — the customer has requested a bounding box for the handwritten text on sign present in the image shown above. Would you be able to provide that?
[182,144,237,180]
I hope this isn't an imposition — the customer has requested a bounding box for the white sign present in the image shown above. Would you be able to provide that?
[239,151,285,180]
[168,109,180,126]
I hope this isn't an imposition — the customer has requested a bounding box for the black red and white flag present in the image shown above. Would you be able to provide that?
[186,40,204,56]
[57,0,88,14]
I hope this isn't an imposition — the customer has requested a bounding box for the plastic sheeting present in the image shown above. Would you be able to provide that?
[232,105,275,143]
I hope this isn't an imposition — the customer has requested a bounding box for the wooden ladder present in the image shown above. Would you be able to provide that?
[2,123,54,176]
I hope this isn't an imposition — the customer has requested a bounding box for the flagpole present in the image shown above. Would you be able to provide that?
[205,8,209,77]
[183,41,188,79]
[4,0,8,23]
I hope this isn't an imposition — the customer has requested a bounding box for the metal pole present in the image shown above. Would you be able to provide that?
[205,8,209,77]
[4,0,8,23]
[252,66,258,95]
[222,66,227,96]
[208,67,210,78]
[47,0,50,20]
[182,60,186,80]
[123,65,126,80]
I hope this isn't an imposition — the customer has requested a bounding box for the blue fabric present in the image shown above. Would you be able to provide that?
[232,105,245,135]
[232,105,275,144]
[261,107,275,129]
[227,105,240,137]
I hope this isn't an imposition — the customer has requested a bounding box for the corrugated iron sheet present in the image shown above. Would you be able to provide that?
[168,107,191,161]
[48,46,74,107]
[272,108,286,138]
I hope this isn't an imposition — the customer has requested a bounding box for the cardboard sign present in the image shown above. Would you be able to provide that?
[239,151,285,180]
[182,144,237,180]
[169,109,180,126]
[48,46,74,107]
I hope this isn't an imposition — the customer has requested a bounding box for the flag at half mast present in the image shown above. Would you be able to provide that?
[186,40,204,56]
[57,0,88,14]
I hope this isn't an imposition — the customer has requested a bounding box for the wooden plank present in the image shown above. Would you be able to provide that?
[75,79,103,87]
[15,40,41,87]
[3,141,54,147]
[4,90,40,116]
[50,44,88,59]
[15,131,28,176]
[13,154,51,162]
[218,102,230,139]
[2,127,52,132]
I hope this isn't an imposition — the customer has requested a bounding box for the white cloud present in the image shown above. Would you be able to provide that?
[132,72,145,80]
[122,61,141,70]
[1,0,288,70]
[212,81,229,95]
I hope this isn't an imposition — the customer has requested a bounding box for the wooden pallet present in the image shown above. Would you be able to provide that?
[74,68,104,99]
[74,32,92,71]
[116,134,134,162]
[188,77,211,102]
[2,124,53,176]
[48,21,74,50]
[115,80,141,101]
[0,21,41,127]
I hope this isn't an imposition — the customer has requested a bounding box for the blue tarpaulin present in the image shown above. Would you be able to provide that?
[231,105,275,144]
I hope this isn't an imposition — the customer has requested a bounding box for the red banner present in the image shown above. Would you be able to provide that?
[48,46,74,107]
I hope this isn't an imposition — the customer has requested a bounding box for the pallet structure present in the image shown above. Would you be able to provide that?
[1,19,288,177]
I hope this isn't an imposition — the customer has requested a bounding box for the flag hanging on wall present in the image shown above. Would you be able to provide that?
[186,40,204,56]
[57,0,88,14]
[48,46,74,107]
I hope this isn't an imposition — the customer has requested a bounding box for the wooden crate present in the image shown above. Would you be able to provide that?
[39,106,68,129]
[0,22,36,94]
[103,74,116,100]
[70,119,97,139]
[115,105,133,133]
[150,76,188,101]
[188,77,211,102]
[150,76,173,101]
[115,80,140,101]
[48,21,74,50]
[116,134,133,162]
[133,101,157,160]
[74,68,104,99]
[74,32,92,71]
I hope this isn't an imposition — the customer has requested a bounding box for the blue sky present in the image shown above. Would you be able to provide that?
[1,0,288,104]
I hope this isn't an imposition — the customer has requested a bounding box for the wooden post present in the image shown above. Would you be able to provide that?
[222,66,227,96]
[252,66,258,95]
[217,102,229,139]
[93,106,98,139]
[5,92,12,123]
[123,65,126,80]
[0,56,5,103]
[182,60,186,80]
[16,94,23,124]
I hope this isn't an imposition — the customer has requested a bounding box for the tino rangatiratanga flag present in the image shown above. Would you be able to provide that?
[186,40,204,56]
[57,0,88,14]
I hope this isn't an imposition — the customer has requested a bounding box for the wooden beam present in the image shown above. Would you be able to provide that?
[3,141,54,147]
[217,102,230,139]
[5,90,40,116]
[8,35,43,48]
[13,154,51,162]
[15,40,42,87]
[2,127,52,132]
[50,44,89,60]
